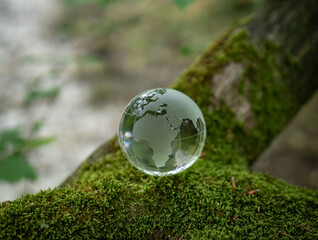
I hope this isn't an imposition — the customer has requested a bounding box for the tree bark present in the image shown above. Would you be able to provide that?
[1,0,318,239]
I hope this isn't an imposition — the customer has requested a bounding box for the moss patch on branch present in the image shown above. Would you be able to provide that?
[1,159,317,239]
[1,29,317,239]
[174,29,301,165]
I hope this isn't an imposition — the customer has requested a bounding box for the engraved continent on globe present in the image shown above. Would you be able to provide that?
[118,88,206,176]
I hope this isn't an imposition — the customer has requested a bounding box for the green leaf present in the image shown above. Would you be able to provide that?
[0,128,23,145]
[180,46,192,56]
[64,0,93,7]
[0,155,36,182]
[173,0,196,9]
[31,121,44,134]
[64,0,118,7]
[0,128,24,153]
[100,0,117,7]
[78,55,103,65]
[24,87,60,105]
[24,137,57,149]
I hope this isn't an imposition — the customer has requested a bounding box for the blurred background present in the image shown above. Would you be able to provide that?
[0,0,317,202]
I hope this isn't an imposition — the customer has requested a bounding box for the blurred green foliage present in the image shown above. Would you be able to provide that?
[0,155,36,183]
[57,0,262,105]
[174,0,196,9]
[65,0,125,7]
[24,87,60,106]
[64,0,196,8]
[0,123,56,182]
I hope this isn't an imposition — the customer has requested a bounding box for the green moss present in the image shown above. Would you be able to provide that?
[1,162,318,239]
[1,29,318,239]
[174,29,302,165]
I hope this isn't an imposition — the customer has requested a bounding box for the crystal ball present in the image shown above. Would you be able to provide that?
[118,88,206,176]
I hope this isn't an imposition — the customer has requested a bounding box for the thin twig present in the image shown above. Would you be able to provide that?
[294,225,312,232]
[231,177,237,189]
[200,152,206,157]
[279,231,294,239]
[178,235,184,240]
[248,189,259,195]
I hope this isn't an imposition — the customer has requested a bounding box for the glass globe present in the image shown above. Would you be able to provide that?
[118,88,206,176]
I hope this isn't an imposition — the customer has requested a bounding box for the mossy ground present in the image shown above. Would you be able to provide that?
[1,29,317,239]
[1,160,317,239]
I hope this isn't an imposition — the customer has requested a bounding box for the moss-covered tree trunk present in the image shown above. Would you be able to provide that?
[1,0,318,239]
